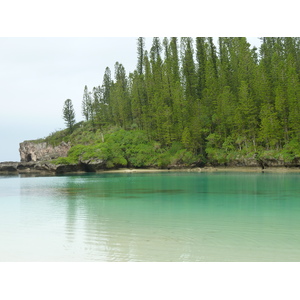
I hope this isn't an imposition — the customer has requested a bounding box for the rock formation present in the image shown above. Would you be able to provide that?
[0,141,109,175]
[19,141,70,162]
[0,162,19,173]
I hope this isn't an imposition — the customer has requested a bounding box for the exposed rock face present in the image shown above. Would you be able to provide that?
[80,159,106,172]
[19,141,71,162]
[16,162,85,174]
[1,159,107,175]
[0,162,19,173]
[0,140,107,175]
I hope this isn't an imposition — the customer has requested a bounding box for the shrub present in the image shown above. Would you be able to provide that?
[52,156,77,165]
[280,139,300,162]
[49,127,206,169]
[171,149,196,165]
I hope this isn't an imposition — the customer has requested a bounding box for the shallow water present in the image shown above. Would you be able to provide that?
[1,171,300,261]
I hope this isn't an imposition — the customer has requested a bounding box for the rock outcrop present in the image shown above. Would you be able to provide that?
[1,159,107,175]
[0,162,19,174]
[79,159,106,172]
[0,140,108,175]
[19,141,71,162]
[16,161,85,174]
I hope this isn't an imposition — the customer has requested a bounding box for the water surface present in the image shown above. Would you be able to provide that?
[1,171,300,261]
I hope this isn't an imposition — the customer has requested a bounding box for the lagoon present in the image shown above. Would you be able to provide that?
[1,171,300,261]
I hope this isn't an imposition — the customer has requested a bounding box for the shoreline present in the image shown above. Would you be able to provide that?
[100,166,300,174]
[1,160,300,176]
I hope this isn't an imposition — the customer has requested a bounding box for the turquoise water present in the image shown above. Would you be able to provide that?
[1,171,300,261]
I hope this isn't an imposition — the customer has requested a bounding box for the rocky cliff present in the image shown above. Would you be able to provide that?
[19,141,70,162]
[0,140,107,175]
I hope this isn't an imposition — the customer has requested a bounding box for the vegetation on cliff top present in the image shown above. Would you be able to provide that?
[46,121,201,168]
[41,37,300,168]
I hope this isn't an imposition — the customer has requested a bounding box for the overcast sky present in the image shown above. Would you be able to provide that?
[0,37,152,161]
[0,37,261,162]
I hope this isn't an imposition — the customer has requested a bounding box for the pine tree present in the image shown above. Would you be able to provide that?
[169,37,181,84]
[235,81,258,149]
[182,126,193,151]
[196,37,207,99]
[91,86,104,129]
[142,50,155,139]
[111,62,131,128]
[137,37,145,76]
[286,54,300,140]
[213,86,235,140]
[82,85,92,121]
[101,67,112,123]
[202,50,219,132]
[259,103,282,149]
[275,85,289,142]
[181,37,197,104]
[129,70,146,129]
[63,99,76,133]
[168,37,185,139]
[68,37,300,166]
[149,37,166,143]
[208,37,218,78]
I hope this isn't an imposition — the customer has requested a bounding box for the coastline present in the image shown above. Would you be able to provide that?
[101,166,300,174]
[2,160,300,176]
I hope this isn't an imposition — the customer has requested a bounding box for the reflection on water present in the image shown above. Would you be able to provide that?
[1,172,300,261]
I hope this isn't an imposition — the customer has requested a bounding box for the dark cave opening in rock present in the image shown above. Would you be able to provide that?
[26,154,32,162]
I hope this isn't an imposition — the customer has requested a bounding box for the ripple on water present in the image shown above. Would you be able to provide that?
[1,172,300,261]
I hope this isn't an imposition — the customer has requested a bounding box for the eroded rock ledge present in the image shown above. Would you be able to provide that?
[1,158,300,176]
[0,159,107,175]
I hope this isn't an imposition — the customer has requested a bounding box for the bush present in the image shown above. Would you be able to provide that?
[280,139,300,162]
[127,144,156,167]
[49,127,206,169]
[206,147,227,164]
[156,153,171,168]
[52,156,77,165]
[171,149,197,165]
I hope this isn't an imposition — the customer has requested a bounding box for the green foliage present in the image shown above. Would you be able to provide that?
[206,147,228,164]
[169,141,184,155]
[259,103,282,148]
[171,149,197,165]
[67,144,89,161]
[47,37,300,168]
[54,129,155,168]
[206,133,223,149]
[52,156,77,165]
[50,129,202,169]
[181,127,193,150]
[43,129,69,147]
[280,139,300,162]
[155,142,200,168]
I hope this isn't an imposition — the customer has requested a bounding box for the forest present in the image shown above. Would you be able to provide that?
[55,37,300,168]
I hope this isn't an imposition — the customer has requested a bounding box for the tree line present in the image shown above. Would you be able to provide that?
[63,37,300,163]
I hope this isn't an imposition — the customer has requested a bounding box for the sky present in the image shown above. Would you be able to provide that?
[0,37,153,161]
[0,37,262,162]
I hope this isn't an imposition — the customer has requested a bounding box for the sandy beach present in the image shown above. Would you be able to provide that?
[99,166,300,174]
